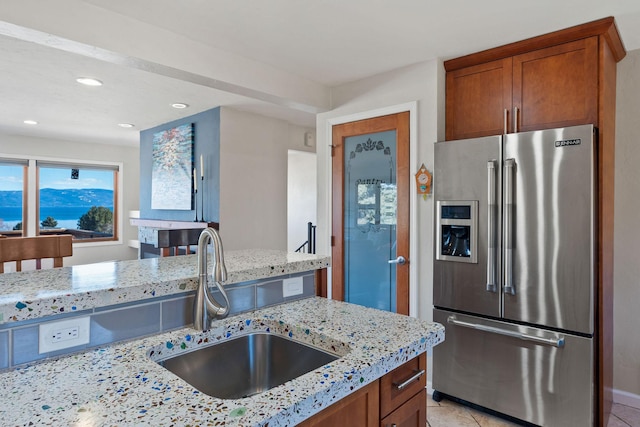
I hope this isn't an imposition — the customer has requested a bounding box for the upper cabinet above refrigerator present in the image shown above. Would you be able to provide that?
[446,38,598,140]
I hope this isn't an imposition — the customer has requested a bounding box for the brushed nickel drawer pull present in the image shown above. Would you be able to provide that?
[393,369,425,390]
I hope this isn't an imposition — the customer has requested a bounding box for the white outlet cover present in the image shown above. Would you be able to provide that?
[39,316,90,354]
[283,277,304,298]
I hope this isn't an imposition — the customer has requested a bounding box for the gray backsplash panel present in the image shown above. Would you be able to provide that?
[3,271,316,370]
[90,303,161,347]
[256,280,284,307]
[161,295,195,331]
[0,331,8,369]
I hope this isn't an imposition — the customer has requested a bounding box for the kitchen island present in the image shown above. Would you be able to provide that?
[0,297,443,426]
[0,250,443,425]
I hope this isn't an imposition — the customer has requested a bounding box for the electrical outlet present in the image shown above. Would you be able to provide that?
[39,316,90,353]
[283,277,304,298]
[51,326,80,343]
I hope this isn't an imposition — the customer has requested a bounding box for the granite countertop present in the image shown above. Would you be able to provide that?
[0,297,445,426]
[0,249,330,324]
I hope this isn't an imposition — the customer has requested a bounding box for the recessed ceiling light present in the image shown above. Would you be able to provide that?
[24,120,38,125]
[76,77,103,86]
[171,103,189,109]
[118,123,135,128]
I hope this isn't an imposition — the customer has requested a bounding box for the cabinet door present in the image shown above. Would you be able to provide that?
[446,57,512,140]
[513,37,598,133]
[380,388,426,427]
[298,380,379,427]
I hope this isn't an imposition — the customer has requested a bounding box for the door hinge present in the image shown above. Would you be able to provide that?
[330,145,335,157]
[331,236,335,246]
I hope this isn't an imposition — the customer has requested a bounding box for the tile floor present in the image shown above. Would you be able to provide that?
[427,395,640,427]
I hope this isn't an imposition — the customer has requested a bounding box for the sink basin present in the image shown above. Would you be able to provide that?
[157,332,339,399]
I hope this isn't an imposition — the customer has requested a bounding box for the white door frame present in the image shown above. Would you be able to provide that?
[325,101,418,317]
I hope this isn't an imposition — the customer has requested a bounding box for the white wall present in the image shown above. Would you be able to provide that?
[613,48,640,401]
[316,59,445,321]
[287,150,317,252]
[219,107,314,251]
[0,133,139,264]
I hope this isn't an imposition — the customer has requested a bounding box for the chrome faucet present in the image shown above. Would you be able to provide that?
[193,227,230,331]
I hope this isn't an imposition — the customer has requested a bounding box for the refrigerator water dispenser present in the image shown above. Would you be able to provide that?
[436,201,478,263]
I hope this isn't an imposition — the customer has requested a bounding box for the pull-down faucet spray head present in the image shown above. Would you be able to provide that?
[194,227,230,331]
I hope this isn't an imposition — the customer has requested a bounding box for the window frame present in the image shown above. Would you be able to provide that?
[0,154,123,246]
[0,159,29,237]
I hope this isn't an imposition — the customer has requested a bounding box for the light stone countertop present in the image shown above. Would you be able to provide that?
[0,297,444,426]
[0,249,330,324]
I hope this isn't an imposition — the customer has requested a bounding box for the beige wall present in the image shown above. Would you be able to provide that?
[0,134,139,264]
[219,107,314,251]
[613,48,640,399]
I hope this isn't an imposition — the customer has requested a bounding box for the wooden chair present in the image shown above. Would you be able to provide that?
[0,235,73,273]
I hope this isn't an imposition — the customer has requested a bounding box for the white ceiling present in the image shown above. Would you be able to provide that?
[2,0,640,147]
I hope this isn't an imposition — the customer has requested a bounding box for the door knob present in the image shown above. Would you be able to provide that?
[388,256,407,265]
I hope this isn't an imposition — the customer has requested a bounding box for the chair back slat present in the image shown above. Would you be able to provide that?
[0,235,73,273]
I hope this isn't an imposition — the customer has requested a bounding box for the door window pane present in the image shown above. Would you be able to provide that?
[0,164,25,235]
[344,131,397,312]
[38,166,115,240]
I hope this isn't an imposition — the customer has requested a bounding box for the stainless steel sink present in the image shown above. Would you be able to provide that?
[157,332,339,399]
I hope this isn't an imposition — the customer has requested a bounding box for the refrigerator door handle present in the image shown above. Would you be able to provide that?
[486,161,497,293]
[503,109,508,134]
[447,316,565,348]
[503,158,516,295]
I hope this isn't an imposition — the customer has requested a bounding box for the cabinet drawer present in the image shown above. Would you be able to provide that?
[380,353,426,418]
[380,388,427,427]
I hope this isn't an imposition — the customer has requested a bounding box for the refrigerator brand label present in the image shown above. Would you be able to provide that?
[555,138,582,147]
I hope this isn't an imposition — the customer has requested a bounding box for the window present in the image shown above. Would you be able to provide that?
[37,162,118,241]
[0,157,120,242]
[0,160,27,236]
[356,179,397,228]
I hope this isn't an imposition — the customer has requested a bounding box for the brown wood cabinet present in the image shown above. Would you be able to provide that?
[298,380,379,427]
[299,353,426,427]
[446,37,599,140]
[512,38,598,133]
[445,57,512,140]
[443,16,625,426]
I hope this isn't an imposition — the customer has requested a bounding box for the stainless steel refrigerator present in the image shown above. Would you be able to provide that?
[432,125,597,426]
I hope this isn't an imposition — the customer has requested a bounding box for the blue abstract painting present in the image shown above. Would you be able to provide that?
[151,123,194,210]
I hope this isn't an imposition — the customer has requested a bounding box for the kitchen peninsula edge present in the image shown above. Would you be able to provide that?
[0,249,329,324]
